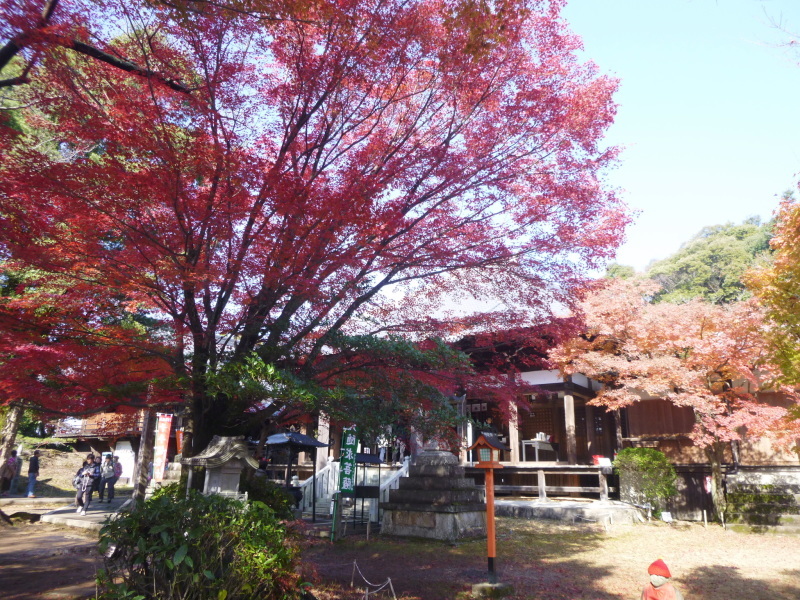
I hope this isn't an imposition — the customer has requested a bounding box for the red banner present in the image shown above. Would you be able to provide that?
[153,413,173,483]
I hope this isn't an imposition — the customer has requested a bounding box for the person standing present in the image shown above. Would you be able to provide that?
[112,455,122,489]
[91,455,102,493]
[0,450,19,496]
[98,455,115,502]
[74,453,96,514]
[26,450,40,498]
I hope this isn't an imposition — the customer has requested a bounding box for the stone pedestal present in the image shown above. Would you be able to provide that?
[381,450,487,541]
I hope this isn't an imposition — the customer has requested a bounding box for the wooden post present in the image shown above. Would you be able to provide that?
[599,469,609,501]
[564,394,577,465]
[585,404,596,456]
[613,409,624,451]
[508,403,520,466]
[537,469,547,500]
[485,467,497,584]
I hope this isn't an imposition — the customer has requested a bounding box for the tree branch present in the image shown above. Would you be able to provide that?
[69,40,193,94]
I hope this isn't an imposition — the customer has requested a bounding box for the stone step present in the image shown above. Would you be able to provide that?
[397,477,479,491]
[726,512,800,526]
[409,464,466,478]
[387,488,484,505]
[727,522,800,535]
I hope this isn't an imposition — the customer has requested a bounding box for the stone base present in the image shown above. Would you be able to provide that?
[472,582,514,598]
[381,506,486,541]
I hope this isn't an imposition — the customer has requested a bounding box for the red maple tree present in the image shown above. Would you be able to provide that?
[551,279,800,518]
[1,0,628,453]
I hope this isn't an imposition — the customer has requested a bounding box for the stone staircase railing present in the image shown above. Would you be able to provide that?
[298,457,411,522]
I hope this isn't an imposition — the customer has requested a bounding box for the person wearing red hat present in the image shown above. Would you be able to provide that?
[641,559,684,600]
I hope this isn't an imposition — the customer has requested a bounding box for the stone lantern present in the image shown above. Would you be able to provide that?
[181,436,258,498]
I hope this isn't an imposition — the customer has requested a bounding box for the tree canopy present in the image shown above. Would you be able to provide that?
[0,0,628,453]
[748,197,800,387]
[550,278,800,517]
[645,217,773,304]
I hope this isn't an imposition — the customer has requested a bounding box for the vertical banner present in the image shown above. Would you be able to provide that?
[175,428,184,456]
[153,413,173,483]
[338,426,358,495]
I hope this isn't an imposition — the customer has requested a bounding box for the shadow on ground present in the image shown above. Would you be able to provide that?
[685,565,800,600]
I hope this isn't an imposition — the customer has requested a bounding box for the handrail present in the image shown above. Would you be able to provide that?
[374,456,410,521]
[298,457,411,519]
[298,461,339,513]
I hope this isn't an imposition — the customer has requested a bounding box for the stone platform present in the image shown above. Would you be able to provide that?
[495,497,645,525]
[381,450,487,541]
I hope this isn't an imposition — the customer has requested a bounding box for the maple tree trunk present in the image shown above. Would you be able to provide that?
[0,404,23,466]
[704,442,727,522]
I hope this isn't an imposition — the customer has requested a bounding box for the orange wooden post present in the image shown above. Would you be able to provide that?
[485,466,497,583]
[466,432,508,586]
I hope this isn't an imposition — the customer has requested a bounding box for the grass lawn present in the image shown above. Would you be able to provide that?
[302,517,800,599]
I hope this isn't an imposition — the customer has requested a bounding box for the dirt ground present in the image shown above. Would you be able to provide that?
[11,445,102,498]
[4,502,800,600]
[302,518,800,600]
[0,517,101,600]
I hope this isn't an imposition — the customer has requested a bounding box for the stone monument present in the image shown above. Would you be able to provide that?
[381,447,487,541]
[181,436,258,498]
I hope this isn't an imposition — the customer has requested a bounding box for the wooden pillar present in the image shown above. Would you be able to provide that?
[564,394,577,465]
[599,470,609,501]
[585,404,596,457]
[537,469,547,500]
[613,409,624,451]
[297,424,309,467]
[508,403,520,465]
[456,395,469,465]
[316,413,330,472]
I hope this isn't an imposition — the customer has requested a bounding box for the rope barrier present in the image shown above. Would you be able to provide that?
[347,559,397,599]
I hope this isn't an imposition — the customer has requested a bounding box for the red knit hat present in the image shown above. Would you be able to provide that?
[648,559,671,578]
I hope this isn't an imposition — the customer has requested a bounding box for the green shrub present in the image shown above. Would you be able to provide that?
[613,447,677,516]
[97,483,306,600]
[239,473,296,520]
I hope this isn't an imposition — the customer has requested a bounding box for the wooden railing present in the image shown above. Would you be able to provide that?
[53,416,145,438]
[488,466,611,501]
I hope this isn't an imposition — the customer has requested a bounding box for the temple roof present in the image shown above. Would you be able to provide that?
[181,435,259,469]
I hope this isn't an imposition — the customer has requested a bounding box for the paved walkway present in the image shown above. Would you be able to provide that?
[1,494,130,531]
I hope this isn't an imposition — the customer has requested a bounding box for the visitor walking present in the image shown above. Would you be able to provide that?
[74,453,97,514]
[98,455,116,502]
[1,450,19,496]
[641,559,685,600]
[26,450,40,498]
[91,455,102,493]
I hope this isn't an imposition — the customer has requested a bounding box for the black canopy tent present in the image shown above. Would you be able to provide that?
[264,431,329,521]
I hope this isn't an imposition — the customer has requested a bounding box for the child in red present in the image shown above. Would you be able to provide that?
[641,559,685,600]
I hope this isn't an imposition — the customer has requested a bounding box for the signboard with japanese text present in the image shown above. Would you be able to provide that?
[152,413,173,483]
[338,426,358,495]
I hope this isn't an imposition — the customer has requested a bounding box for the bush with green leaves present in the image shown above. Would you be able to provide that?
[97,483,306,600]
[239,473,296,520]
[613,447,677,516]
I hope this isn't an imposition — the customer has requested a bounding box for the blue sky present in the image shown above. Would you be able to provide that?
[561,0,800,271]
